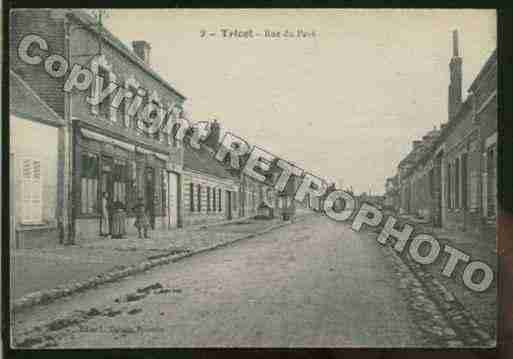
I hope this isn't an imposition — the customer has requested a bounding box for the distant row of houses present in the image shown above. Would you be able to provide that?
[9,9,310,249]
[384,30,497,241]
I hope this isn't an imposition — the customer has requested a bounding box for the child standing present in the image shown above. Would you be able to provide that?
[133,197,150,239]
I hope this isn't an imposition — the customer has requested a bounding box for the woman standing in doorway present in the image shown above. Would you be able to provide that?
[100,192,111,238]
[133,197,150,239]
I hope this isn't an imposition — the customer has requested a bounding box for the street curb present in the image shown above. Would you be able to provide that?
[369,225,495,347]
[11,213,312,314]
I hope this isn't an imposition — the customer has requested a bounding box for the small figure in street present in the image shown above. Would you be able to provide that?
[111,198,127,239]
[100,192,111,238]
[133,197,150,239]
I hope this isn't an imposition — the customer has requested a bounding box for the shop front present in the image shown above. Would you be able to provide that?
[73,123,174,241]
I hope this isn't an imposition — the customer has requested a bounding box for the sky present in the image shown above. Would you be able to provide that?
[103,9,496,194]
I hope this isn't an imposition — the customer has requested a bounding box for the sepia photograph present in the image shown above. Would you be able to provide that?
[7,8,498,349]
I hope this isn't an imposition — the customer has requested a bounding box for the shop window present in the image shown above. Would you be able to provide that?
[113,159,127,205]
[81,152,99,214]
[197,184,202,212]
[189,182,194,212]
[20,157,43,224]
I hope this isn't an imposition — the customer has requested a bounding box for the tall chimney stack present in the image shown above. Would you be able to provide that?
[453,29,459,57]
[448,30,462,121]
[132,40,151,66]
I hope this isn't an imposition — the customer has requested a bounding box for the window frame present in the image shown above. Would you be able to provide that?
[20,157,44,224]
[189,182,194,212]
[80,151,100,216]
[197,184,202,212]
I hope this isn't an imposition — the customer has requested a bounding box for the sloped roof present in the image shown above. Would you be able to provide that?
[183,141,236,180]
[68,10,186,100]
[9,70,65,126]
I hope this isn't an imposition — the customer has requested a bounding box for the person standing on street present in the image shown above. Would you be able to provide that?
[100,192,111,239]
[133,196,150,239]
[111,198,127,239]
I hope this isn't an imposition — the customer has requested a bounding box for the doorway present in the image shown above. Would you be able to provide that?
[145,167,155,229]
[167,171,179,228]
[101,156,114,235]
[226,190,232,220]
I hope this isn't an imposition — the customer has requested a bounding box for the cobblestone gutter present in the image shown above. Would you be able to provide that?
[12,214,310,314]
[371,227,495,348]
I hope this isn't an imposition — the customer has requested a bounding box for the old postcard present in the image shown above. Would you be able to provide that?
[8,8,497,348]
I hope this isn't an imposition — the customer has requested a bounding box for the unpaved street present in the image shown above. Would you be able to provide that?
[14,215,430,348]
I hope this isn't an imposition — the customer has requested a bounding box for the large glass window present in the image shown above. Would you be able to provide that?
[81,152,99,214]
[113,159,127,205]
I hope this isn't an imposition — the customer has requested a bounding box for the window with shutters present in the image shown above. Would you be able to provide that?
[189,182,194,212]
[470,170,480,211]
[429,168,435,198]
[98,68,109,118]
[197,184,202,212]
[455,164,459,209]
[207,187,211,212]
[218,188,222,212]
[461,153,468,209]
[446,163,451,210]
[21,158,43,224]
[213,187,216,212]
[81,152,99,214]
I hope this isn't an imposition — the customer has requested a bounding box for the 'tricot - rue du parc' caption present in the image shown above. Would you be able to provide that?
[200,29,317,39]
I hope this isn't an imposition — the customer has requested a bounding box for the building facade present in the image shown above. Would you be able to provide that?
[9,70,68,249]
[9,9,247,243]
[393,30,497,240]
[181,138,240,227]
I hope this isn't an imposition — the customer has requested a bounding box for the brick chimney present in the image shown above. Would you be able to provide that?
[132,40,151,66]
[448,30,462,121]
